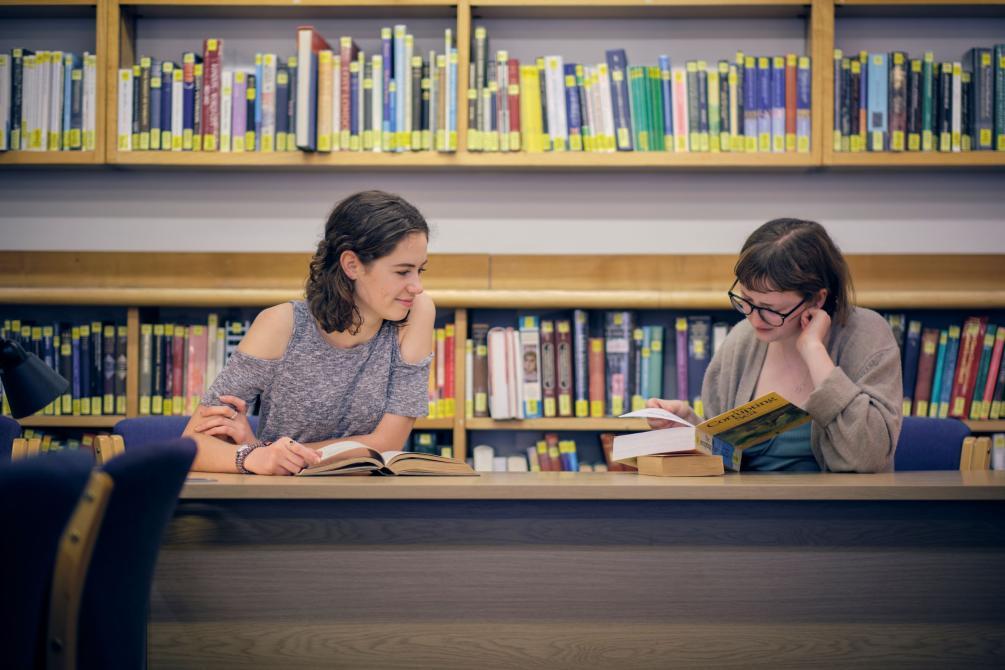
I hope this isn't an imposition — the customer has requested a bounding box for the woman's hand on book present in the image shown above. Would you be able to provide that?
[645,398,700,428]
[192,395,256,445]
[244,437,322,475]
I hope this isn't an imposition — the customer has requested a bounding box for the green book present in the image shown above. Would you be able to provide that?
[921,52,935,151]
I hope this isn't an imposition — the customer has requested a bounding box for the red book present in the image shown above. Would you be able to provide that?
[949,316,987,419]
[912,328,939,417]
[555,319,574,417]
[186,325,209,416]
[507,57,521,150]
[444,323,455,418]
[540,320,557,417]
[172,325,185,415]
[784,53,797,151]
[339,36,359,139]
[201,38,223,151]
[588,337,606,418]
[979,328,1005,419]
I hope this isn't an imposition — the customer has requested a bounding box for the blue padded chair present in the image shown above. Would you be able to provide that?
[0,450,94,669]
[0,414,21,459]
[894,416,971,471]
[75,438,196,669]
[114,414,259,449]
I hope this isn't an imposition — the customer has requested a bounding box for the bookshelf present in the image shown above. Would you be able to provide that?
[4,251,1004,461]
[0,0,107,165]
[0,0,1002,168]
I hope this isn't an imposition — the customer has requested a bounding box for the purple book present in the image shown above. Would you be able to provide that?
[231,72,247,148]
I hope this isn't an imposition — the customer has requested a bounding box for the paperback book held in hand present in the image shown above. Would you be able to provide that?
[615,392,810,471]
[297,441,478,476]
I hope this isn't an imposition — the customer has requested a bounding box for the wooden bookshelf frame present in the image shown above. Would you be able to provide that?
[2,0,1003,168]
[4,251,1004,456]
[0,0,108,166]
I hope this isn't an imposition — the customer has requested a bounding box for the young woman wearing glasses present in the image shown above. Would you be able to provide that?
[647,218,903,472]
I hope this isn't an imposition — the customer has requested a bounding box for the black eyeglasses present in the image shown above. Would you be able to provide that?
[727,279,807,327]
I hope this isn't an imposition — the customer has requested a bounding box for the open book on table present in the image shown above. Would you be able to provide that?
[297,441,478,477]
[614,392,811,471]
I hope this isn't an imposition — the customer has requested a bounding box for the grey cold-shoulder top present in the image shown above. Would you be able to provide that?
[202,300,432,444]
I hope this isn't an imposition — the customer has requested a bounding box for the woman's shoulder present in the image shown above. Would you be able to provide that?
[238,303,296,360]
[396,293,436,365]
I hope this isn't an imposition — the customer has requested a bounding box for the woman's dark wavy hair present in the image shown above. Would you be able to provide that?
[306,190,429,334]
[734,218,855,326]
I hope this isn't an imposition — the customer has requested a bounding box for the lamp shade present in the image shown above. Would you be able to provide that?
[0,338,70,419]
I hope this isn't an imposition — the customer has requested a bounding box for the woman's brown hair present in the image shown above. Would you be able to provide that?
[306,190,429,334]
[734,218,855,325]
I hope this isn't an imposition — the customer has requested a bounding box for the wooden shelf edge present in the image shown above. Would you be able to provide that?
[965,420,1005,433]
[4,287,1005,309]
[467,418,651,431]
[0,151,102,166]
[825,152,1005,167]
[17,415,123,428]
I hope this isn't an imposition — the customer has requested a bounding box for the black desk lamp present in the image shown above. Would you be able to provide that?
[0,338,70,419]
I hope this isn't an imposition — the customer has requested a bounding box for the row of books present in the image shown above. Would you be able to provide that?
[0,320,126,417]
[889,315,1005,421]
[137,317,248,416]
[833,46,1005,153]
[469,30,811,154]
[0,49,99,152]
[466,313,734,421]
[116,26,459,154]
[470,434,619,472]
[426,323,457,419]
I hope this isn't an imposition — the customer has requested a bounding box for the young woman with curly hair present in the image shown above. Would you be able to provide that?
[183,190,435,475]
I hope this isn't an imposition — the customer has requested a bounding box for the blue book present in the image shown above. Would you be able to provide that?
[938,325,961,418]
[796,56,811,153]
[901,320,922,415]
[605,48,634,150]
[381,28,393,148]
[160,63,174,150]
[928,330,948,417]
[771,56,785,152]
[72,329,81,414]
[254,53,263,139]
[564,63,583,151]
[394,25,407,151]
[447,47,457,150]
[867,52,888,150]
[62,53,75,149]
[756,57,771,152]
[350,60,360,147]
[572,309,589,418]
[659,55,674,148]
[149,73,161,150]
[687,316,711,417]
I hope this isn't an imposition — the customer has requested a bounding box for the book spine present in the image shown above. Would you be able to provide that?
[606,49,632,150]
[540,320,557,417]
[996,45,1005,150]
[868,53,888,151]
[687,316,711,417]
[951,62,962,152]
[631,327,645,411]
[888,51,907,152]
[922,52,935,151]
[912,328,939,417]
[658,56,674,150]
[675,317,688,404]
[588,337,606,418]
[518,316,543,418]
[796,56,811,153]
[117,68,133,151]
[784,53,796,152]
[938,325,961,418]
[771,55,786,152]
[648,325,664,399]
[950,317,987,418]
[907,59,922,151]
[928,329,948,417]
[901,320,922,415]
[573,309,590,418]
[556,320,574,417]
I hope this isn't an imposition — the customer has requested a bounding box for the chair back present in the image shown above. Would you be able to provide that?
[895,416,972,471]
[0,451,94,669]
[1,414,21,459]
[114,414,259,449]
[75,438,196,669]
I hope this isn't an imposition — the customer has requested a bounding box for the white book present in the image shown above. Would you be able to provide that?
[40,52,53,151]
[394,25,407,150]
[472,444,495,472]
[260,54,277,152]
[171,68,184,150]
[33,53,48,151]
[486,327,513,419]
[49,51,64,150]
[371,54,383,152]
[295,27,317,150]
[544,56,568,151]
[510,327,525,419]
[403,33,413,137]
[82,53,97,151]
[219,70,233,152]
[951,62,962,152]
[518,316,543,418]
[507,455,528,472]
[596,63,617,153]
[0,55,10,151]
[117,67,133,151]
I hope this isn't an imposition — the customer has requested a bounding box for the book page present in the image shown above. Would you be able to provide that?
[619,407,695,427]
[317,440,377,462]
